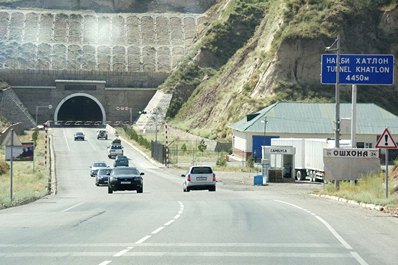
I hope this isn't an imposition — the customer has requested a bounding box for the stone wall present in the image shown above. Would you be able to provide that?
[0,9,205,75]
[0,88,35,129]
[0,0,217,13]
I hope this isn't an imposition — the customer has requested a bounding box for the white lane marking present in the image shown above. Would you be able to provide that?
[124,252,353,258]
[174,214,181,219]
[151,226,164,234]
[136,235,151,244]
[0,252,354,258]
[113,247,133,257]
[63,129,71,152]
[98,261,112,265]
[61,202,84,212]
[351,251,370,265]
[164,220,174,226]
[314,216,353,250]
[275,200,353,250]
[0,243,342,248]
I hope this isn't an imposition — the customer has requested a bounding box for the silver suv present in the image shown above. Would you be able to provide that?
[107,144,123,158]
[97,129,108,140]
[182,165,216,192]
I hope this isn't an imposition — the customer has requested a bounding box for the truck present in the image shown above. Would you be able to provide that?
[270,138,351,182]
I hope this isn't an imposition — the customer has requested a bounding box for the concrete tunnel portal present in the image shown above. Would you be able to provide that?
[54,93,106,124]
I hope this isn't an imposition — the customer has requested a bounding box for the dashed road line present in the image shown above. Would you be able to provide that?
[113,247,133,257]
[136,235,152,244]
[98,201,185,265]
[164,220,174,226]
[61,202,84,212]
[98,261,112,265]
[151,226,164,234]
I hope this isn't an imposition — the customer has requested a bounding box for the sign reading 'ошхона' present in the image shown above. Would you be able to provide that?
[324,148,379,158]
[321,54,394,85]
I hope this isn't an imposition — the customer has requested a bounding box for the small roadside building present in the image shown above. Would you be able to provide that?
[229,102,398,161]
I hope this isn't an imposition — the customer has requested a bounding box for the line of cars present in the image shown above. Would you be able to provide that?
[88,130,144,194]
[80,129,216,193]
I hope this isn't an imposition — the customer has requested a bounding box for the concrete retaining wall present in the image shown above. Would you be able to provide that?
[0,10,205,76]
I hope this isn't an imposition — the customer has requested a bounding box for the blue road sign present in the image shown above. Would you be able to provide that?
[321,54,394,85]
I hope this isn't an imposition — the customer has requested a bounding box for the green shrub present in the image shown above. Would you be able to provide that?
[181,144,187,152]
[31,128,39,147]
[0,160,9,174]
[198,139,207,152]
[216,152,227,167]
[246,154,254,168]
[122,126,151,150]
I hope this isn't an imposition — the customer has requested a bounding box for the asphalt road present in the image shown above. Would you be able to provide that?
[0,127,397,265]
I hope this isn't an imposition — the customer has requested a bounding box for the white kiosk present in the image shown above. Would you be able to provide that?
[262,146,295,182]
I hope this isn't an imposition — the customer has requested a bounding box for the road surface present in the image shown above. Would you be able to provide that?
[0,127,397,265]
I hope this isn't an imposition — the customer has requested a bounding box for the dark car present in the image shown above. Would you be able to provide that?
[96,167,112,186]
[108,167,144,194]
[74,132,85,141]
[113,155,129,167]
[111,138,121,145]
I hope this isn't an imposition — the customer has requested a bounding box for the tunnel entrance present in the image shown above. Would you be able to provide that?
[54,93,106,124]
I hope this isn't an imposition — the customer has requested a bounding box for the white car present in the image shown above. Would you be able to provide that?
[182,165,216,192]
[90,162,108,177]
[97,129,108,140]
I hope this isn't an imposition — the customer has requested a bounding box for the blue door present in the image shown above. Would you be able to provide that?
[252,135,279,163]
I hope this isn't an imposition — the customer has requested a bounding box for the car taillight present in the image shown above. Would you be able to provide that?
[187,174,191,181]
[213,173,216,181]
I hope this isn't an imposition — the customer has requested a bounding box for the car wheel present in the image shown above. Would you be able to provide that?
[209,186,216,192]
[95,182,99,186]
[186,187,190,192]
[108,186,113,194]
[137,187,143,193]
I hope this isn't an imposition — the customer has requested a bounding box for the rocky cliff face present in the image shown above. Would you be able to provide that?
[0,0,217,13]
[169,1,398,139]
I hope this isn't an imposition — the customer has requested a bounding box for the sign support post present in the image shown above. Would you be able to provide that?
[385,149,389,199]
[10,129,14,203]
[375,128,397,198]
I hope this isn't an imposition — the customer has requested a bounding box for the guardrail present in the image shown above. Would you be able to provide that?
[47,120,133,127]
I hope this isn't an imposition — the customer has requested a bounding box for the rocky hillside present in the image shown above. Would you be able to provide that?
[161,0,398,140]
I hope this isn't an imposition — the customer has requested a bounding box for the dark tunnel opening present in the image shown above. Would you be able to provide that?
[57,96,103,122]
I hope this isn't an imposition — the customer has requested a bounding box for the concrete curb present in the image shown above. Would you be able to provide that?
[311,193,384,212]
[49,133,57,195]
[119,136,166,168]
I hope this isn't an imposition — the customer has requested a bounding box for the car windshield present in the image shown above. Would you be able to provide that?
[94,163,107,167]
[76,132,84,136]
[112,167,139,175]
[191,166,213,174]
[98,168,111,175]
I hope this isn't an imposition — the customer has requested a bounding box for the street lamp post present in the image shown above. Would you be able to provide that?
[260,117,267,163]
[35,105,53,126]
[325,34,341,190]
[129,108,133,125]
[326,34,341,148]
